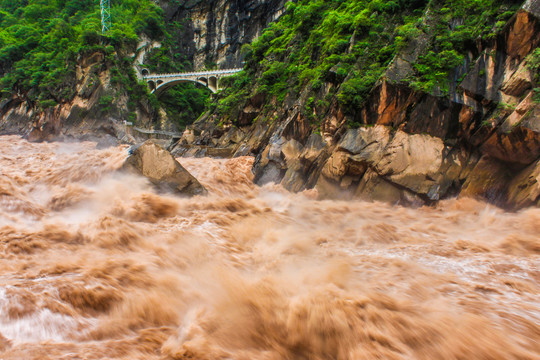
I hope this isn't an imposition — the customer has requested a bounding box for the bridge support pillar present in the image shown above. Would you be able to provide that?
[208,76,218,93]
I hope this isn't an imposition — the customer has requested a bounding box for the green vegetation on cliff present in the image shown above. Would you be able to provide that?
[0,0,524,131]
[529,48,540,102]
[0,0,162,105]
[0,0,210,129]
[212,0,521,125]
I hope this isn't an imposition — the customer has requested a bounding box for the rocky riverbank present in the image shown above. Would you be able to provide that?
[173,0,540,209]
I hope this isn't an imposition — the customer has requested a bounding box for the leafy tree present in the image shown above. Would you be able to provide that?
[0,0,164,107]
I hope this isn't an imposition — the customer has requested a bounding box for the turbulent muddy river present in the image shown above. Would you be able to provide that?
[0,135,538,359]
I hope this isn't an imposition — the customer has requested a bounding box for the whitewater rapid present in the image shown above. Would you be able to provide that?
[0,135,538,359]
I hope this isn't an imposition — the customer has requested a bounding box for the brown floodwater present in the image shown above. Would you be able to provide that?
[0,135,538,359]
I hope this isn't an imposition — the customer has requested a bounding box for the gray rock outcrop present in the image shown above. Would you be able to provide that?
[122,141,207,196]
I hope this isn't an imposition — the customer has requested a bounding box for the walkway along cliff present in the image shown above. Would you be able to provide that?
[174,0,540,209]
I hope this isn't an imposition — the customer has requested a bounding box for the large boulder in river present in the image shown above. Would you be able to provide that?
[122,141,207,196]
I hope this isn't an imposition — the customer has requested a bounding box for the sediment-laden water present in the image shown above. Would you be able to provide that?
[0,135,538,359]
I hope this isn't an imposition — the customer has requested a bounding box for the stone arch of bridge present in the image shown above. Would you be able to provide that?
[149,78,217,95]
[195,76,218,92]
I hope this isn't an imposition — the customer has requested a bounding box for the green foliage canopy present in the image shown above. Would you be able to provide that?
[0,0,164,105]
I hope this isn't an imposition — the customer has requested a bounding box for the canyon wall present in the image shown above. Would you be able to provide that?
[158,0,287,69]
[0,53,145,146]
[174,1,540,209]
[0,0,538,208]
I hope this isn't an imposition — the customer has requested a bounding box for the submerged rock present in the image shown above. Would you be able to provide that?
[122,140,207,196]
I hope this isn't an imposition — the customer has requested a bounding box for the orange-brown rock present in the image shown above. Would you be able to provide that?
[481,126,540,165]
[505,10,540,60]
[170,0,540,209]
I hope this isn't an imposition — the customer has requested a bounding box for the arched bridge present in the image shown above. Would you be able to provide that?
[142,68,243,94]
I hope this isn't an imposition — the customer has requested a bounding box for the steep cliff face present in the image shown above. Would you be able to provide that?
[0,0,169,143]
[158,0,287,69]
[0,53,150,145]
[174,0,540,209]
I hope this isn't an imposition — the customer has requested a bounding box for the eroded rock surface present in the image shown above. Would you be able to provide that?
[122,141,207,196]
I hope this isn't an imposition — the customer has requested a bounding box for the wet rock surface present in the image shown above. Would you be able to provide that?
[507,158,540,207]
[122,140,207,196]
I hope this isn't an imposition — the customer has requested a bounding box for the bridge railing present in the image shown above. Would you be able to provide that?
[143,68,243,80]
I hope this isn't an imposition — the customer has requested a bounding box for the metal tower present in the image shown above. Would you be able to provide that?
[100,0,111,33]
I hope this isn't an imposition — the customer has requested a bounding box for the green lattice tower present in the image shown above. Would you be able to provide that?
[100,0,111,33]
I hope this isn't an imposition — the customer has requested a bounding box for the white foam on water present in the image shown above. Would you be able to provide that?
[0,287,80,344]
